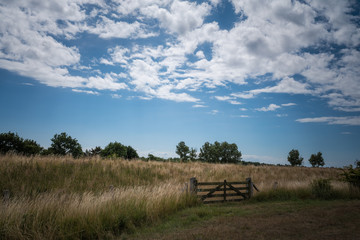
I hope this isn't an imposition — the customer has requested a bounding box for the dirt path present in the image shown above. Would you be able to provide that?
[132,201,360,240]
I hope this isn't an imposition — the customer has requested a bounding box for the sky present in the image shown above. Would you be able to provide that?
[0,0,359,167]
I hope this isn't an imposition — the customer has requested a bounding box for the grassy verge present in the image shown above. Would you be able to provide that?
[127,200,360,240]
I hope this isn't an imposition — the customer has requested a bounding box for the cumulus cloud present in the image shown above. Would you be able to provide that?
[0,0,359,110]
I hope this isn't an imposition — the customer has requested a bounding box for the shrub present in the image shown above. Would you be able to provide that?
[341,162,360,189]
[311,179,333,200]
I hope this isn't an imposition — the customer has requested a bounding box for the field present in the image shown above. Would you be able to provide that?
[0,154,359,239]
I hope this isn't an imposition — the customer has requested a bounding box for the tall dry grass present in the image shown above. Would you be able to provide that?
[0,154,354,239]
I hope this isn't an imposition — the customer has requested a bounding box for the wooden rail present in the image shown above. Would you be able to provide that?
[190,178,259,204]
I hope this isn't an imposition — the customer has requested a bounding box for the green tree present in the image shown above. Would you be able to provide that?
[199,141,242,163]
[189,148,197,161]
[309,152,325,167]
[85,146,102,157]
[221,141,242,163]
[0,132,24,154]
[176,141,190,162]
[287,149,303,166]
[0,132,42,156]
[22,139,43,156]
[101,142,127,158]
[126,146,139,159]
[342,160,360,189]
[48,132,83,158]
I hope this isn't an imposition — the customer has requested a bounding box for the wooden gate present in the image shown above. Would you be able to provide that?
[190,178,259,204]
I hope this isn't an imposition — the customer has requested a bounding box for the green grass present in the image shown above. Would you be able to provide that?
[126,200,360,240]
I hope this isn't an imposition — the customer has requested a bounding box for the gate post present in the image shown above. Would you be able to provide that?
[224,180,227,202]
[246,178,253,199]
[190,177,197,195]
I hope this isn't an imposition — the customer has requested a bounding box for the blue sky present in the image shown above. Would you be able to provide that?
[0,0,359,167]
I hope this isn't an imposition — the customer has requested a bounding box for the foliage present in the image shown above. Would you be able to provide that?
[311,179,333,199]
[309,152,325,167]
[342,161,360,189]
[176,141,190,162]
[126,145,139,159]
[0,132,42,156]
[101,141,127,158]
[47,132,83,158]
[85,146,102,157]
[199,141,241,163]
[147,154,166,162]
[287,149,303,166]
[101,142,138,159]
[189,147,197,161]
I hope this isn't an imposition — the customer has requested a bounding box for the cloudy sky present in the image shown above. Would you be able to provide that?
[0,0,359,167]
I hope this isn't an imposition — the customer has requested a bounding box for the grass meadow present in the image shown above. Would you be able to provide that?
[0,154,359,239]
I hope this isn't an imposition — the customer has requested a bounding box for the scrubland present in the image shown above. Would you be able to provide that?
[0,154,358,239]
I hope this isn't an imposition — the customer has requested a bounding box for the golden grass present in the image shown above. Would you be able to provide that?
[0,154,352,239]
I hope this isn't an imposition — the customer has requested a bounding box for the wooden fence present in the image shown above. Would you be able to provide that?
[190,177,259,204]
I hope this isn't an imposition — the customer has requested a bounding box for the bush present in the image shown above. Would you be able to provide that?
[341,162,360,189]
[101,142,139,159]
[311,179,333,200]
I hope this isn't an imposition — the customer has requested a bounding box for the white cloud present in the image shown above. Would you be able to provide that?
[215,96,232,101]
[141,0,211,35]
[256,102,296,112]
[111,93,122,99]
[193,104,207,108]
[72,89,100,95]
[0,0,359,109]
[228,100,242,105]
[86,17,155,39]
[281,103,296,107]
[86,74,128,91]
[296,116,360,126]
[256,104,281,112]
[210,110,219,115]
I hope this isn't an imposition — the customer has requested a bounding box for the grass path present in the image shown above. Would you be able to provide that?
[125,200,360,240]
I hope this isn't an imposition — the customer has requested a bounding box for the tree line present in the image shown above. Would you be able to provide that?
[175,141,242,163]
[0,132,138,159]
[1,132,327,167]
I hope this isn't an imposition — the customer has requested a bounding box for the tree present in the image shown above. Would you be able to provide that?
[101,142,127,158]
[342,160,360,189]
[199,141,242,163]
[22,139,43,156]
[220,142,242,163]
[0,132,42,156]
[189,148,197,161]
[85,146,102,157]
[126,146,139,159]
[0,132,24,154]
[309,152,325,167]
[287,149,303,166]
[176,141,190,162]
[48,132,83,158]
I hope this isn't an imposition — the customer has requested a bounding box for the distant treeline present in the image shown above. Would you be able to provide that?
[0,132,330,167]
[0,132,138,159]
